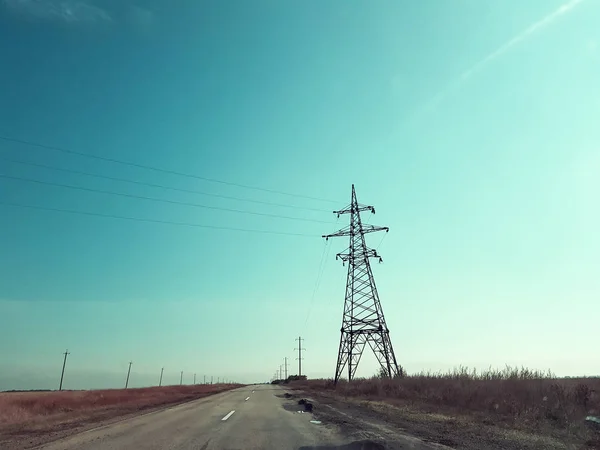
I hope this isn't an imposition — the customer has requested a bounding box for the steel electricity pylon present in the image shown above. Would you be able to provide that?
[323,184,402,384]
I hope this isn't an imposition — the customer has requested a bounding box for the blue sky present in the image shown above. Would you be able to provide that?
[1,0,599,390]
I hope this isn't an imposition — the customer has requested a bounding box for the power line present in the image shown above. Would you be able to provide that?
[303,241,329,327]
[0,174,333,225]
[0,201,318,237]
[317,242,333,305]
[0,135,339,203]
[376,231,388,252]
[304,216,339,325]
[0,157,331,213]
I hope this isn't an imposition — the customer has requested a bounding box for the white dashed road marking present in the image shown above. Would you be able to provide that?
[245,396,250,401]
[221,410,235,421]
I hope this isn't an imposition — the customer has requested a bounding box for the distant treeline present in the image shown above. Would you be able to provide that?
[2,389,53,393]
[271,375,308,385]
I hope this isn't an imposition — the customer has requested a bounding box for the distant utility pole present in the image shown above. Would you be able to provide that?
[217,377,220,384]
[159,367,164,387]
[211,376,213,384]
[279,364,283,380]
[284,357,288,380]
[194,373,196,385]
[59,349,70,391]
[295,336,306,376]
[125,361,133,389]
[180,371,183,385]
[204,375,206,385]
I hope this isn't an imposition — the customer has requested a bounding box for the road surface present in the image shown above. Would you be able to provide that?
[34,384,349,450]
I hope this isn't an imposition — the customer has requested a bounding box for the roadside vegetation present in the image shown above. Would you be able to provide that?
[292,366,600,449]
[0,384,239,448]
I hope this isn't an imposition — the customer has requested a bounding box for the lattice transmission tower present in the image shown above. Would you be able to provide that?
[323,185,402,384]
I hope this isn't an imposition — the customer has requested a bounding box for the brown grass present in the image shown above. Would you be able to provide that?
[293,366,600,446]
[0,384,239,441]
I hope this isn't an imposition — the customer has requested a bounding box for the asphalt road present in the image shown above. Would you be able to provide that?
[34,385,348,450]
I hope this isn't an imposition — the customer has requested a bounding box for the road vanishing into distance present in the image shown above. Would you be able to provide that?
[32,384,450,450]
[34,385,348,450]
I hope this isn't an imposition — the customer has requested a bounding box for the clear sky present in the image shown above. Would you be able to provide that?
[1,0,599,390]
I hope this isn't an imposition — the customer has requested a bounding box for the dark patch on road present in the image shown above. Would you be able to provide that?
[275,392,297,399]
[281,402,303,412]
[298,439,387,450]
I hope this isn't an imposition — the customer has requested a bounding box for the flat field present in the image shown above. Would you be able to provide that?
[291,366,600,449]
[0,384,239,448]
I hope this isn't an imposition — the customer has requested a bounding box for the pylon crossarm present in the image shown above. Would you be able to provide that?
[335,248,382,264]
[361,225,389,234]
[322,225,351,239]
[323,224,388,240]
[333,204,374,216]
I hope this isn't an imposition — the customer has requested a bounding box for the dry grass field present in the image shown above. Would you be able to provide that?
[291,366,600,449]
[0,384,239,448]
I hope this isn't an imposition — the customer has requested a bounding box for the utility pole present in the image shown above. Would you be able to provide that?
[204,375,206,385]
[284,357,288,380]
[159,367,164,387]
[279,365,283,380]
[217,377,220,384]
[324,184,402,384]
[295,336,306,377]
[125,361,132,389]
[59,349,70,391]
[180,371,183,385]
[194,373,196,384]
[211,376,213,384]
